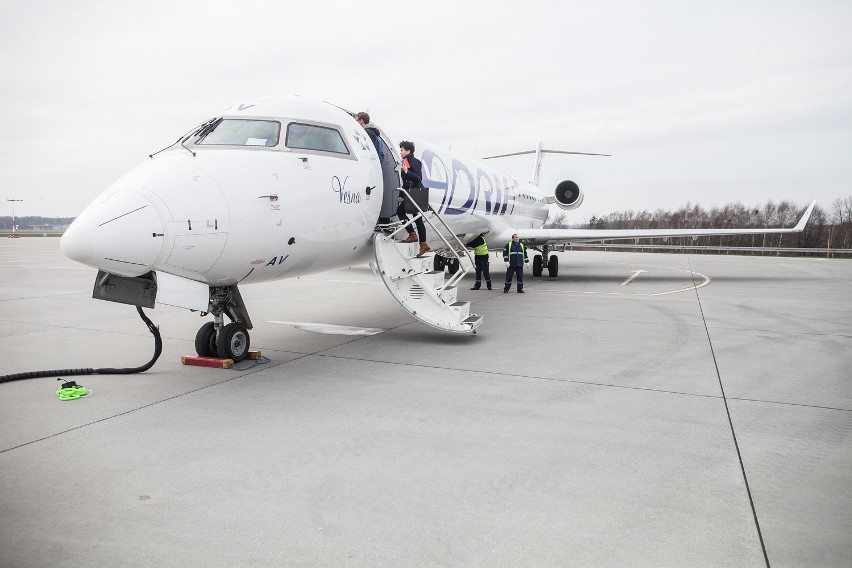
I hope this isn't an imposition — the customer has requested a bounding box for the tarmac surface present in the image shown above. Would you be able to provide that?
[1,237,850,567]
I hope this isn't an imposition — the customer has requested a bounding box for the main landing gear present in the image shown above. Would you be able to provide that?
[194,285,253,362]
[532,245,559,278]
[434,255,461,275]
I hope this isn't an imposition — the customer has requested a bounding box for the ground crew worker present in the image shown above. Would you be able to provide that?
[467,234,492,290]
[502,234,529,293]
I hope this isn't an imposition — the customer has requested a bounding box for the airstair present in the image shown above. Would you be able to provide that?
[371,189,483,334]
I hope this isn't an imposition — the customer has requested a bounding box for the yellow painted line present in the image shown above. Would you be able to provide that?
[620,270,647,286]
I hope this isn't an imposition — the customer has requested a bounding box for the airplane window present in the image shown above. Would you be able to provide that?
[197,119,280,147]
[286,123,349,154]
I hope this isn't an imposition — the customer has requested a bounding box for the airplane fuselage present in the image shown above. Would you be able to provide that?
[61,96,551,286]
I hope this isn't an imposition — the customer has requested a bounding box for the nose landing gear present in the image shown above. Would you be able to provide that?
[193,285,253,362]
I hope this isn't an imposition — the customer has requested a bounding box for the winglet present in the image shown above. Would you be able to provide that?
[794,200,817,231]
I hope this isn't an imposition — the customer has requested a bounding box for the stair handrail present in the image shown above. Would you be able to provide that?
[395,187,475,290]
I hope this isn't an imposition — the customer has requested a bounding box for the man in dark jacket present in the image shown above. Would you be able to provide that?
[399,140,429,256]
[502,234,529,293]
[355,112,384,161]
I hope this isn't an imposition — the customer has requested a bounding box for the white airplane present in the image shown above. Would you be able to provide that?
[59,95,815,362]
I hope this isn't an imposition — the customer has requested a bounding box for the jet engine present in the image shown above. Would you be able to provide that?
[553,180,584,210]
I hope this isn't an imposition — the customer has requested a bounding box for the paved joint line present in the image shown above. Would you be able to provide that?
[314,352,727,400]
[727,397,851,413]
[689,256,771,568]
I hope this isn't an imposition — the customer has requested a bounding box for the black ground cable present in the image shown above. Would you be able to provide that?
[0,306,162,384]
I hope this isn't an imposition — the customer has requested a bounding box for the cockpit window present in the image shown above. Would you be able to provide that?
[197,119,280,147]
[285,123,349,154]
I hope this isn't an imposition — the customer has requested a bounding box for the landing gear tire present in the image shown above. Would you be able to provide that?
[216,323,251,362]
[547,255,559,277]
[433,256,446,272]
[195,322,218,358]
[447,258,460,274]
[533,255,543,277]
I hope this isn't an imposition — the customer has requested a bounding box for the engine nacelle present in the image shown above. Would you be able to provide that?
[554,180,584,210]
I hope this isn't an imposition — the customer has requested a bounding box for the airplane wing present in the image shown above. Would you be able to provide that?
[510,200,816,245]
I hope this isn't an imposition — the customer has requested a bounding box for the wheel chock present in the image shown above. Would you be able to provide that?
[246,349,262,360]
[181,355,234,369]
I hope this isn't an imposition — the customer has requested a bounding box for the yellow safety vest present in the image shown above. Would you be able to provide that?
[474,240,488,256]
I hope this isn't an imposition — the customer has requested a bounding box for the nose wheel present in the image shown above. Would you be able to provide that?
[217,323,250,362]
[195,322,218,357]
[194,321,251,362]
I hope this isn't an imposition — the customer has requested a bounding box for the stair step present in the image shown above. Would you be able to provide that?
[418,271,446,289]
[463,314,483,326]
[413,255,433,272]
[450,301,470,319]
[438,285,457,304]
[399,242,420,256]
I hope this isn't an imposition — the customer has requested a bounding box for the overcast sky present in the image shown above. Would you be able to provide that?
[1,0,850,220]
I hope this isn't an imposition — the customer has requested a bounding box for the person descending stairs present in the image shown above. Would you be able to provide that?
[398,140,430,257]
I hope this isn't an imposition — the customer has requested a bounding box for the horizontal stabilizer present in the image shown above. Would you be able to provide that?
[483,143,611,186]
[482,149,611,159]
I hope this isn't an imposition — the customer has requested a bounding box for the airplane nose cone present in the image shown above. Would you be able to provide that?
[61,190,165,277]
[60,216,94,264]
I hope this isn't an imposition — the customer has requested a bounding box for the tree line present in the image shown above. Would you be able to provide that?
[546,196,852,252]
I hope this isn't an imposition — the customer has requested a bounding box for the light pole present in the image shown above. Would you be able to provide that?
[7,199,23,238]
